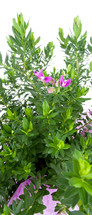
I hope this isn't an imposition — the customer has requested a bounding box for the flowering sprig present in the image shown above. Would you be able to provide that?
[34,69,55,84]
[48,75,71,93]
[34,69,71,93]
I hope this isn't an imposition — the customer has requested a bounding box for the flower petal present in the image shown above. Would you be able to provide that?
[60,75,64,86]
[34,70,38,77]
[55,80,59,87]
[34,69,44,79]
[44,76,52,83]
[49,78,55,85]
[38,69,44,79]
[62,79,71,87]
[47,87,55,93]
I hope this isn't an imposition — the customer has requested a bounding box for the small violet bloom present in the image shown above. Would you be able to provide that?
[60,75,71,87]
[34,69,55,84]
[48,75,71,93]
[34,70,71,94]
[34,69,44,80]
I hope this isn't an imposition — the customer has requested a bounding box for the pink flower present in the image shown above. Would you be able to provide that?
[60,75,71,87]
[44,76,52,83]
[8,177,78,214]
[34,69,44,80]
[47,87,55,93]
[34,69,55,84]
[34,70,71,94]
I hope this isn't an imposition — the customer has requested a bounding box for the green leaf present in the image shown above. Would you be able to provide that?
[90,37,92,44]
[25,183,35,197]
[34,36,40,46]
[73,149,82,160]
[2,204,11,215]
[79,159,91,176]
[59,28,65,42]
[69,122,74,131]
[64,187,78,198]
[7,109,13,118]
[57,139,65,149]
[42,100,50,116]
[23,188,31,209]
[88,44,92,52]
[86,136,91,146]
[69,177,83,188]
[17,13,24,27]
[26,29,32,41]
[3,124,11,133]
[73,16,82,39]
[15,199,23,214]
[71,68,75,79]
[82,171,92,180]
[9,35,22,46]
[49,112,59,118]
[63,144,71,149]
[23,117,29,131]
[25,107,32,119]
[60,43,66,49]
[13,18,21,34]
[83,181,92,196]
[79,187,88,205]
[66,107,73,119]
[0,52,2,64]
[0,78,2,88]
[29,121,33,131]
[73,158,80,175]
[29,202,46,214]
[69,212,85,215]
[80,135,86,149]
[68,64,72,72]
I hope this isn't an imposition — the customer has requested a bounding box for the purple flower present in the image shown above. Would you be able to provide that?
[34,69,44,80]
[44,76,52,83]
[8,177,79,214]
[60,75,71,87]
[34,70,71,94]
[34,69,55,85]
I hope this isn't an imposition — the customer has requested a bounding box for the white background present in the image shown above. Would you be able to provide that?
[0,0,92,111]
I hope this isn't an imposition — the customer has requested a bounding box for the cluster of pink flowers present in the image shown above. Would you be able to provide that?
[76,110,92,138]
[34,69,71,93]
[8,177,79,215]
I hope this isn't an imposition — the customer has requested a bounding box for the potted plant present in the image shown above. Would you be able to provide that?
[0,14,92,215]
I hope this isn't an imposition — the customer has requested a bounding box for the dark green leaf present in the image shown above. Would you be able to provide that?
[3,124,11,133]
[79,187,88,205]
[23,188,31,209]
[69,212,85,215]
[64,187,78,198]
[88,44,92,52]
[83,181,92,196]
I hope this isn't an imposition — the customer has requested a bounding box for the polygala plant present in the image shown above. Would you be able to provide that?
[0,13,92,214]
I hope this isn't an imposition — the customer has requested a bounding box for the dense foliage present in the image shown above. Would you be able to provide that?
[0,14,92,214]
